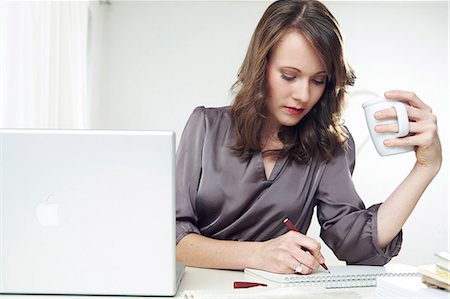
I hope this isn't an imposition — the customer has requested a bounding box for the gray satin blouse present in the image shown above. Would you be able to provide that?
[176,106,402,265]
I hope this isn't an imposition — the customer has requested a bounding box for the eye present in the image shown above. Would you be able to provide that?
[312,78,326,86]
[281,73,295,81]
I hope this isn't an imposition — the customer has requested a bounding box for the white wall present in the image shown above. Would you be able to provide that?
[88,1,449,266]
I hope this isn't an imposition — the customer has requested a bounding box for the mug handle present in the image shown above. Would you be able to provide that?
[392,102,409,137]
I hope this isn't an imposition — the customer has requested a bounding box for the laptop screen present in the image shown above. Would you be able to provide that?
[0,129,181,296]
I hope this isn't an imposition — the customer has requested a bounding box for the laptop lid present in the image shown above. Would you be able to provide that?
[0,129,183,296]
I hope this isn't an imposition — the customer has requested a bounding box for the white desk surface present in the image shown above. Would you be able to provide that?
[177,266,377,298]
[0,266,377,299]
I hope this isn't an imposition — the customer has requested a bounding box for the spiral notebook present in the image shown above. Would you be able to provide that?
[245,264,420,288]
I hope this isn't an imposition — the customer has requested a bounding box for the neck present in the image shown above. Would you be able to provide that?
[261,127,282,152]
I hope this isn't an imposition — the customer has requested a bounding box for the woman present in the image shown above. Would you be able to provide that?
[176,0,441,275]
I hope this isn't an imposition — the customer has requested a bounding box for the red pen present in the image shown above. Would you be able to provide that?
[233,281,267,289]
[283,217,329,272]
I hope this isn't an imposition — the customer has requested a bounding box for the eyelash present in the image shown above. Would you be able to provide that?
[312,79,325,86]
[281,74,326,85]
[281,74,295,81]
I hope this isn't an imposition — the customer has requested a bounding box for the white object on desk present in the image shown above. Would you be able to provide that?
[0,267,378,299]
[182,287,364,299]
[377,276,450,298]
[244,264,419,288]
[0,129,183,296]
[181,268,367,299]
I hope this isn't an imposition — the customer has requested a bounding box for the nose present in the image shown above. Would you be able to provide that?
[291,79,310,103]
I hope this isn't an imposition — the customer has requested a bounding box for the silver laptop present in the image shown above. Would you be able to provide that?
[0,129,184,296]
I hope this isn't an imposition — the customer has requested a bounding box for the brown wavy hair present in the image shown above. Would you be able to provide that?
[230,0,356,162]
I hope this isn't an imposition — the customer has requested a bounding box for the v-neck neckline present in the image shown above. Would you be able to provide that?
[258,153,288,182]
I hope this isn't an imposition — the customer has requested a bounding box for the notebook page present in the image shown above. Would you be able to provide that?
[245,266,385,284]
[329,265,386,275]
[245,268,329,284]
[244,264,419,288]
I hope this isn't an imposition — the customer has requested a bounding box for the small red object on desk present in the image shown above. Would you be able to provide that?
[233,281,267,289]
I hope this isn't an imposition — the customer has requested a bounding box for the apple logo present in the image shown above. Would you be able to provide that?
[35,194,61,226]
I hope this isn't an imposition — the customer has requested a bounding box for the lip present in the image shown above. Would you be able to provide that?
[284,106,304,116]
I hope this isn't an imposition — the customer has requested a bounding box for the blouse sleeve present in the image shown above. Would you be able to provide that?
[315,134,403,265]
[176,106,206,244]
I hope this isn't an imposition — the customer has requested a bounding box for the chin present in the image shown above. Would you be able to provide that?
[280,117,302,127]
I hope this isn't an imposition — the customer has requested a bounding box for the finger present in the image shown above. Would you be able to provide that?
[290,235,324,270]
[285,255,312,275]
[289,257,314,275]
[407,121,436,134]
[374,122,418,135]
[375,104,432,124]
[404,105,434,122]
[373,105,419,121]
[294,234,324,264]
[374,122,400,134]
[295,263,303,274]
[286,256,301,274]
[374,122,419,135]
[293,262,314,275]
[384,131,436,149]
[290,248,320,273]
[384,90,431,111]
[375,118,437,135]
[373,107,398,121]
[383,135,416,148]
[284,231,325,269]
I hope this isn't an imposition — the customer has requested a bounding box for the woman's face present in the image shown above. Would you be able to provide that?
[266,30,327,132]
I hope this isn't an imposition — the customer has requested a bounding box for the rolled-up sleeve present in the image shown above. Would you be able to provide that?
[176,107,206,244]
[316,134,402,265]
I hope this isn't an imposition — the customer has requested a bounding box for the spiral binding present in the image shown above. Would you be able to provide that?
[282,272,421,288]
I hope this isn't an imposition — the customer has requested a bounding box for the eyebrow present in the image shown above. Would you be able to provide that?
[282,66,327,76]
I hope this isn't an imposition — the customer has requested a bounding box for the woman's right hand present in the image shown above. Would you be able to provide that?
[251,231,325,274]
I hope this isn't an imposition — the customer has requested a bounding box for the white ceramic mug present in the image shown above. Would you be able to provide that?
[362,98,414,156]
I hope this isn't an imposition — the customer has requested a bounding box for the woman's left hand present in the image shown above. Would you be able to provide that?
[375,90,442,173]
